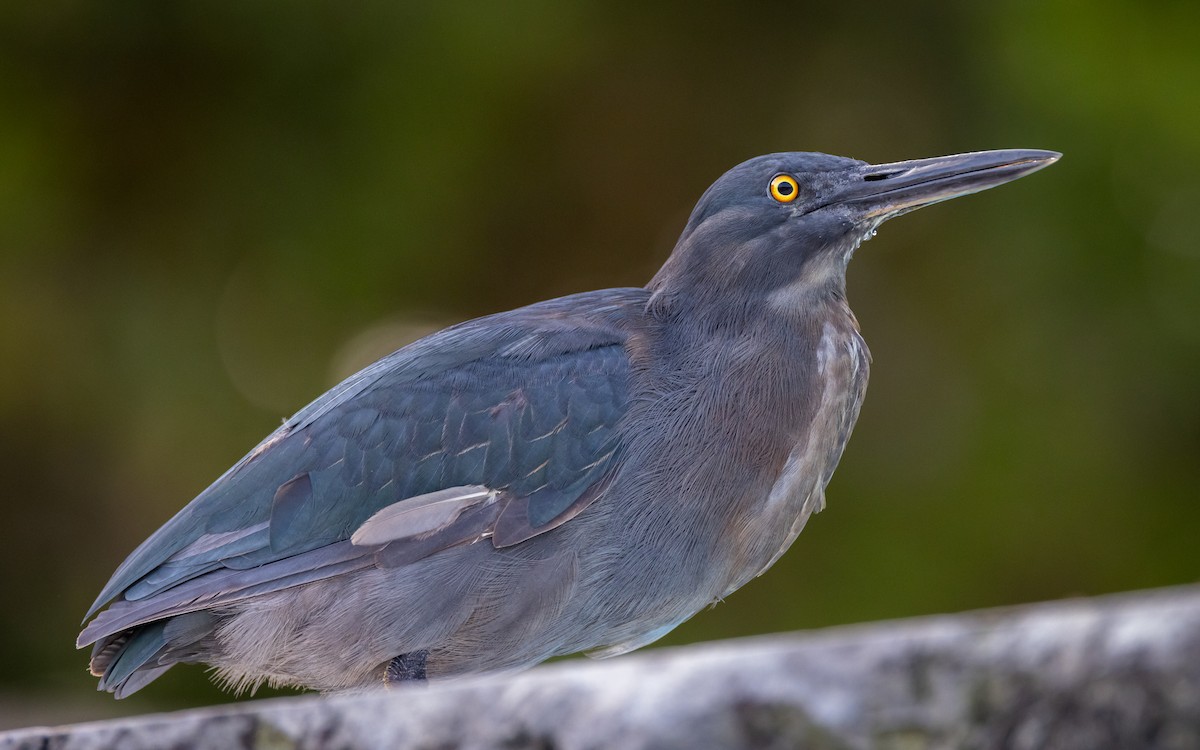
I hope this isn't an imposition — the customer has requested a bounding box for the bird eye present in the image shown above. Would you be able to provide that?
[769,174,799,203]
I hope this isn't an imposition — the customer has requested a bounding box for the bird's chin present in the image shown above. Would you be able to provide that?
[845,218,885,261]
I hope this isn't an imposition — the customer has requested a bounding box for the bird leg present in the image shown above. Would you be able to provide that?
[385,650,429,684]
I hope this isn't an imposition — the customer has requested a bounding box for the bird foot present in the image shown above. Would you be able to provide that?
[385,650,429,684]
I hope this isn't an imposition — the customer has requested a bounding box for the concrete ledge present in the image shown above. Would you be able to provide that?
[5,586,1200,749]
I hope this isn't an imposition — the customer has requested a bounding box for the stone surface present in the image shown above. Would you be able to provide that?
[4,586,1200,749]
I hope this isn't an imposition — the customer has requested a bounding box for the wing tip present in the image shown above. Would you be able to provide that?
[82,593,111,626]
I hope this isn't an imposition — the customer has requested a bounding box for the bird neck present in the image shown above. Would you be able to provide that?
[645,275,853,342]
[646,232,855,335]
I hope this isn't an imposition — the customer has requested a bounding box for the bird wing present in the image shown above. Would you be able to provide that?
[79,289,644,646]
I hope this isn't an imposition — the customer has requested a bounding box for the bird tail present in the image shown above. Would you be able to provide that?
[90,612,217,698]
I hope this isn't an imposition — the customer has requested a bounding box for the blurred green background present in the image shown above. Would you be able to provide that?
[1,0,1197,729]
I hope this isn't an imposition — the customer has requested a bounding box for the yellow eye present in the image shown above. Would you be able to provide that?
[769,174,799,203]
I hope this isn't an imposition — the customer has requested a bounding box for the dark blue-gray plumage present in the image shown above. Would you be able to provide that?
[79,148,1059,697]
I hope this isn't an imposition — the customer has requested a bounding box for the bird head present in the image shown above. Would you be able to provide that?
[649,149,1060,318]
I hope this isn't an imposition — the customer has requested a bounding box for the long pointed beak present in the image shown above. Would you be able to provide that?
[831,149,1061,219]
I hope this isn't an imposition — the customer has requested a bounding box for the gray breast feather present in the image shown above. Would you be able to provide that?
[754,324,870,580]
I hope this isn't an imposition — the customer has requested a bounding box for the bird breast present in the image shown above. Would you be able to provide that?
[727,318,870,591]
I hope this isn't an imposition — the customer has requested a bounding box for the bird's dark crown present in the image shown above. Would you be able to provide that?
[682,152,868,233]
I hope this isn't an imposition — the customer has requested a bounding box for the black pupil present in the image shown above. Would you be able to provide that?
[776,180,794,196]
